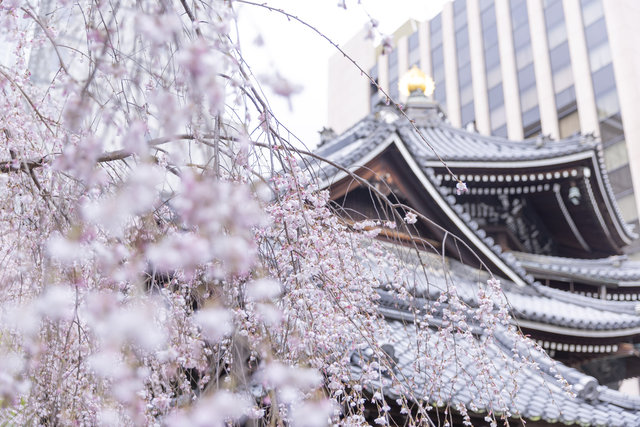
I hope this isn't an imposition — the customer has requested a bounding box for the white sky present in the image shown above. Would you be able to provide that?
[1,1,448,150]
[237,0,449,149]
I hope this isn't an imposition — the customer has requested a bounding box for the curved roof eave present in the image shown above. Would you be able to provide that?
[400,123,637,246]
[388,135,530,288]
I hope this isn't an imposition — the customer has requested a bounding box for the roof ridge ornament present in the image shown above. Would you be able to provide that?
[398,68,444,126]
[583,131,597,141]
[535,133,553,148]
[399,65,435,98]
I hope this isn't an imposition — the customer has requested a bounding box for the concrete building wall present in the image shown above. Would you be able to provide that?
[564,0,600,136]
[442,2,462,128]
[467,0,491,135]
[602,0,640,224]
[327,27,375,134]
[526,0,559,140]
[496,0,524,140]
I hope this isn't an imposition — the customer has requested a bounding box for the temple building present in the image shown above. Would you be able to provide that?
[314,71,640,425]
[328,0,640,254]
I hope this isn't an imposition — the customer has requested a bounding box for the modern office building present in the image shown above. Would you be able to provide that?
[327,0,640,243]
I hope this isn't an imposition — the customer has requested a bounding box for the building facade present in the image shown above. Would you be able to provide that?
[327,0,640,239]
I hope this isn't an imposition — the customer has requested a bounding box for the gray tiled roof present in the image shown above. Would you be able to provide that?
[372,246,640,333]
[397,120,593,163]
[316,106,594,168]
[515,251,640,288]
[319,101,640,426]
[352,318,640,426]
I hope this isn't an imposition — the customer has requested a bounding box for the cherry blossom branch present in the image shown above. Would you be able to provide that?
[236,0,466,187]
[0,68,56,135]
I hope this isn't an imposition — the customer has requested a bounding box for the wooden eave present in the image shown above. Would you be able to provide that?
[320,136,529,288]
[429,152,634,258]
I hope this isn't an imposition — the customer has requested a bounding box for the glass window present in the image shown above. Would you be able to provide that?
[457,44,470,65]
[434,84,446,104]
[486,66,502,88]
[520,86,538,111]
[589,42,612,72]
[389,68,398,83]
[431,45,444,66]
[492,124,508,138]
[433,65,445,82]
[555,85,576,110]
[517,64,536,91]
[408,31,419,52]
[483,24,499,48]
[454,0,467,14]
[431,30,442,47]
[455,12,467,30]
[608,165,634,196]
[456,26,469,47]
[389,77,399,99]
[592,63,616,96]
[513,24,531,49]
[370,64,378,80]
[461,102,475,125]
[546,23,567,49]
[481,6,496,28]
[488,84,504,109]
[549,41,571,71]
[369,65,379,109]
[515,44,533,68]
[490,105,506,128]
[431,13,442,32]
[595,89,619,119]
[388,48,398,67]
[510,1,529,28]
[553,66,574,93]
[600,114,624,145]
[480,0,493,11]
[585,17,608,49]
[603,139,628,172]
[460,83,474,105]
[522,106,541,127]
[370,93,380,111]
[544,1,564,28]
[459,65,472,87]
[485,44,500,70]
[581,0,604,27]
[409,51,420,68]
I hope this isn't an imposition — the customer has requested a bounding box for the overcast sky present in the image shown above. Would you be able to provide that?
[1,2,448,149]
[237,0,448,149]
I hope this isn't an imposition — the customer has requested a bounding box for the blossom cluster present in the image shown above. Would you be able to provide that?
[0,1,565,426]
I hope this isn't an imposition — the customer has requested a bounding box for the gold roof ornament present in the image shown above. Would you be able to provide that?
[399,65,435,98]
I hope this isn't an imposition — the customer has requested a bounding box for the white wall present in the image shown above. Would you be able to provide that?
[327,27,376,134]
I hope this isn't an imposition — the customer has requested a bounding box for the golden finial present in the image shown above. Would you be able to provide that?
[399,65,435,98]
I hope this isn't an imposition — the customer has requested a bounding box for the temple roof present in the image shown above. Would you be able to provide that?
[397,118,594,165]
[349,246,640,425]
[353,318,640,426]
[317,97,640,425]
[316,98,600,170]
[313,94,636,262]
[312,96,640,336]
[372,245,640,339]
[515,251,640,288]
